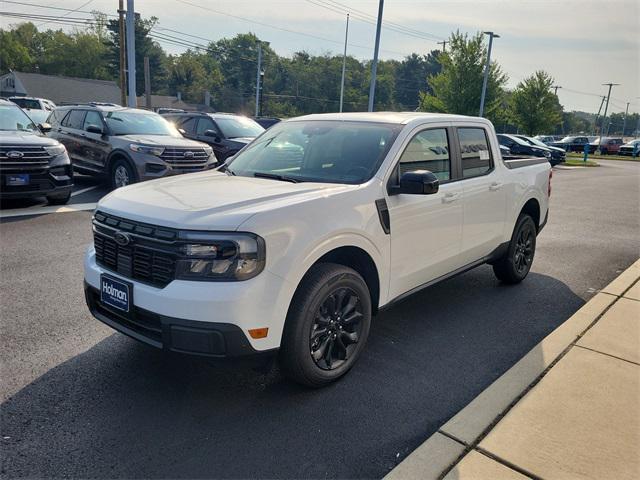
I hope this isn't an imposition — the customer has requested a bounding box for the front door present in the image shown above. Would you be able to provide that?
[387,126,464,300]
[196,117,227,161]
[78,110,110,174]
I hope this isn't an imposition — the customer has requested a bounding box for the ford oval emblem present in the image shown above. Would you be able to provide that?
[7,151,24,159]
[113,231,131,246]
[183,151,194,158]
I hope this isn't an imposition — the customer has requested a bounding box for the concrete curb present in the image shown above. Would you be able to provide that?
[385,258,640,480]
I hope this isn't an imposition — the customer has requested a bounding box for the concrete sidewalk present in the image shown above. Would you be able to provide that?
[386,259,640,480]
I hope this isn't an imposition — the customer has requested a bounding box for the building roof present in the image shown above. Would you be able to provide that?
[2,71,122,105]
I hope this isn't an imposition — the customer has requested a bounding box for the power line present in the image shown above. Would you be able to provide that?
[36,0,95,27]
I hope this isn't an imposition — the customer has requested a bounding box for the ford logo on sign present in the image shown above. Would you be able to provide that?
[113,231,131,246]
[183,151,194,158]
[7,151,24,159]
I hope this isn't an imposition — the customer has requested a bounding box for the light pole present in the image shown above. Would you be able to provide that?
[622,102,630,137]
[479,31,499,117]
[255,42,262,117]
[367,0,384,112]
[125,0,136,107]
[552,85,562,96]
[339,14,350,113]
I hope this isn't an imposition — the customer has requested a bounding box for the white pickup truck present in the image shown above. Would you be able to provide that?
[84,112,551,387]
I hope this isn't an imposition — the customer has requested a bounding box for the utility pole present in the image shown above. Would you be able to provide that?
[621,102,630,137]
[125,0,136,107]
[118,0,126,106]
[144,56,151,109]
[255,42,262,117]
[367,0,384,112]
[479,31,499,117]
[437,40,448,53]
[339,14,350,113]
[593,96,606,135]
[599,82,620,149]
[552,85,562,96]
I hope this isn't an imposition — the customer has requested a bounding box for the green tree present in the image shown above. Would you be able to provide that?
[0,28,34,71]
[394,52,441,109]
[509,71,562,135]
[419,31,507,121]
[167,51,223,104]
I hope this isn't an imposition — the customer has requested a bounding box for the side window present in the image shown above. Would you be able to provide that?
[48,110,62,127]
[179,117,197,134]
[196,117,216,136]
[63,110,86,130]
[83,111,103,131]
[457,127,492,178]
[398,128,450,181]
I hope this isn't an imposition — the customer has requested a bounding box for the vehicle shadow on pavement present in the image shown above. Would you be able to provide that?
[0,267,583,480]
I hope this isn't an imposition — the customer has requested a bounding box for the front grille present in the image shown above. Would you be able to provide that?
[93,211,178,288]
[0,145,52,170]
[161,147,209,169]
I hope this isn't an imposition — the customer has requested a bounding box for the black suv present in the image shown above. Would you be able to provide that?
[163,112,264,163]
[0,99,72,204]
[47,105,217,188]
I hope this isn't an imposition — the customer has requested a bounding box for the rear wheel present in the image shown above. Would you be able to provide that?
[493,214,537,284]
[110,158,136,189]
[279,263,371,387]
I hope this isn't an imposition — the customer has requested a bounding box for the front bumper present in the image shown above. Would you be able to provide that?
[0,165,73,199]
[84,245,294,355]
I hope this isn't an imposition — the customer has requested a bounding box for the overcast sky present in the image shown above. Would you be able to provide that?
[3,0,638,114]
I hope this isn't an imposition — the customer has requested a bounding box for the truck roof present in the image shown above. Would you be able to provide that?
[288,111,481,125]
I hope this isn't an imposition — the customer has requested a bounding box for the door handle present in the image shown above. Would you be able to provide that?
[442,192,460,203]
[489,182,503,191]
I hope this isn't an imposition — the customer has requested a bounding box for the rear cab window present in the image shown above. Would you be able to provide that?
[457,127,493,178]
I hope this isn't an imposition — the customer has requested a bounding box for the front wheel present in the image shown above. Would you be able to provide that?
[110,159,136,189]
[492,214,537,284]
[279,263,372,388]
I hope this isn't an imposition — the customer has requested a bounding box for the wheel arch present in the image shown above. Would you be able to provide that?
[106,149,138,180]
[519,197,541,231]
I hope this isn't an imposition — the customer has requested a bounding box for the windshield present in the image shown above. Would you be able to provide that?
[216,116,265,139]
[10,98,42,110]
[227,120,402,184]
[24,109,50,125]
[0,104,39,132]
[104,110,180,136]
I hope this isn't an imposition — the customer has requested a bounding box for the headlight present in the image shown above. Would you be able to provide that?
[175,231,265,281]
[44,144,66,156]
[129,143,165,156]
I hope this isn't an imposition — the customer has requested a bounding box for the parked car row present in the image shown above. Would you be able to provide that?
[0,97,268,203]
[534,133,638,156]
[497,133,565,166]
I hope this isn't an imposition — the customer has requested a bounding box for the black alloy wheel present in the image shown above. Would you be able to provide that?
[513,221,535,275]
[310,287,363,370]
[492,214,537,284]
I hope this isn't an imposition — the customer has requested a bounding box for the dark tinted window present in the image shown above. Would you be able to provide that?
[10,98,41,109]
[196,117,217,135]
[458,127,492,178]
[63,109,86,130]
[398,128,450,181]
[179,117,197,134]
[84,111,103,131]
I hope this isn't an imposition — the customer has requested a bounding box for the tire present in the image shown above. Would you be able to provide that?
[492,214,537,284]
[110,158,136,189]
[46,190,71,205]
[279,263,372,388]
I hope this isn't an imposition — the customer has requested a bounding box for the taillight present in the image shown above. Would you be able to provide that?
[548,169,553,197]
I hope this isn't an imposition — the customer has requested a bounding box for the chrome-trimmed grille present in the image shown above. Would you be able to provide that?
[93,211,178,288]
[160,147,209,169]
[0,145,52,170]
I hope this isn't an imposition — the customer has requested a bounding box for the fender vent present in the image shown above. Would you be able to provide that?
[375,199,391,234]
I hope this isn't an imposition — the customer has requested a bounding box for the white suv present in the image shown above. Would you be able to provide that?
[84,112,551,387]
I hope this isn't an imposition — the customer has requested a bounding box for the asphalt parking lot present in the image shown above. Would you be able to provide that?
[1,160,639,479]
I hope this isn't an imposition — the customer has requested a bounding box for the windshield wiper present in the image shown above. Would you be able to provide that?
[253,172,300,183]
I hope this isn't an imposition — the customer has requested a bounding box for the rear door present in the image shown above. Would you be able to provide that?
[387,125,464,299]
[57,109,86,163]
[456,126,507,264]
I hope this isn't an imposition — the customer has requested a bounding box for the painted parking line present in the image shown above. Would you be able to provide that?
[0,202,96,219]
[71,185,100,197]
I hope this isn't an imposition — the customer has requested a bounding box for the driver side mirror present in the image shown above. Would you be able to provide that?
[86,124,103,135]
[204,129,222,142]
[178,128,186,135]
[389,170,439,195]
[38,122,52,133]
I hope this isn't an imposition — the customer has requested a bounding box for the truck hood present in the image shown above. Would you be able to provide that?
[115,134,207,148]
[0,130,59,146]
[97,170,353,230]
